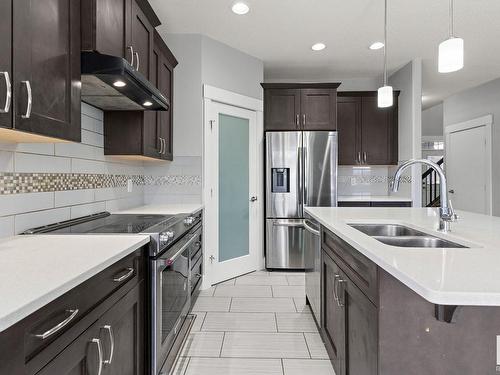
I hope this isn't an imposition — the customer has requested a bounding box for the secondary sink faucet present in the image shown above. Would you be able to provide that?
[391,159,457,232]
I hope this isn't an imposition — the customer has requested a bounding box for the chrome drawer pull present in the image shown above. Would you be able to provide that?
[34,309,79,340]
[113,267,134,282]
[89,338,104,375]
[102,325,115,365]
[0,72,11,114]
[21,80,32,119]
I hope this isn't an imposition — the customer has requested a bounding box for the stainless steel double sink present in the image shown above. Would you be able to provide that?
[348,224,468,248]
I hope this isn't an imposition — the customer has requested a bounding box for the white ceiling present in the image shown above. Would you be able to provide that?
[150,0,500,108]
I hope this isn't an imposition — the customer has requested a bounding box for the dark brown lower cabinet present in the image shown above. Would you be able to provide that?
[322,250,378,375]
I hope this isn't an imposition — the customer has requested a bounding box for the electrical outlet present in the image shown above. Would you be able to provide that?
[127,179,133,193]
[350,177,357,186]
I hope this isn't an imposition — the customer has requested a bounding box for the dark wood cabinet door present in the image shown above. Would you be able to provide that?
[361,97,396,165]
[158,52,174,160]
[143,48,161,158]
[131,0,154,80]
[342,275,378,375]
[301,89,337,130]
[337,96,361,165]
[264,89,300,131]
[13,0,81,142]
[82,0,133,62]
[0,0,12,129]
[322,251,346,375]
[100,282,145,375]
[35,322,103,375]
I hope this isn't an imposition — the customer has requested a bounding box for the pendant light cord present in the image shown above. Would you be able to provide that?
[383,0,388,86]
[449,0,454,37]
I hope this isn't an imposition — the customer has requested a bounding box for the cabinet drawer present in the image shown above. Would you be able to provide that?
[322,229,378,305]
[23,248,144,372]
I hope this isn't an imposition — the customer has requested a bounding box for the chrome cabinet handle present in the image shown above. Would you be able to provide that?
[112,267,134,282]
[89,338,103,375]
[102,325,115,365]
[21,81,32,119]
[34,309,79,339]
[0,72,11,114]
[363,152,367,164]
[127,46,135,67]
[159,137,164,154]
[357,152,361,164]
[134,52,140,71]
[272,221,304,228]
[333,274,340,303]
[162,138,167,154]
[295,114,299,127]
[303,114,306,126]
[337,279,346,307]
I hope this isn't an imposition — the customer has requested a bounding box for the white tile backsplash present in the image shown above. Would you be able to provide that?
[15,207,71,233]
[0,192,55,217]
[337,166,390,196]
[0,151,14,172]
[0,216,15,238]
[15,153,71,173]
[55,189,95,208]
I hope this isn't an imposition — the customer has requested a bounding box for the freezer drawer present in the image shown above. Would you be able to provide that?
[266,219,305,269]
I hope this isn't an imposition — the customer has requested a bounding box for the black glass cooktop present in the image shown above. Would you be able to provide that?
[45,214,171,234]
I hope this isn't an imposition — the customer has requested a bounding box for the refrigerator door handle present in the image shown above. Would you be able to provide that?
[298,132,304,215]
[272,221,305,229]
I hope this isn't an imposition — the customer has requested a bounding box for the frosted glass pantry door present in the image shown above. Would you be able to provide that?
[204,102,259,284]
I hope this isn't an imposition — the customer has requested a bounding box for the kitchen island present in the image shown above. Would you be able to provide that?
[305,206,500,375]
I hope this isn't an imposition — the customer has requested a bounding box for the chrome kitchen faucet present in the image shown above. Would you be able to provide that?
[392,159,458,232]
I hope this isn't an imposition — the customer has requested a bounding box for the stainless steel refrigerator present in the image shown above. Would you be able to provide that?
[265,131,338,269]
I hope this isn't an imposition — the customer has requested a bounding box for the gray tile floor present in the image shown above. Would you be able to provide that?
[171,271,335,375]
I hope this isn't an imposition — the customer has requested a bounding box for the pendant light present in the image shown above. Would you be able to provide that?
[378,0,393,108]
[438,0,464,73]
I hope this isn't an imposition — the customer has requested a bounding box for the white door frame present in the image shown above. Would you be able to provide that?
[444,114,493,215]
[202,85,264,288]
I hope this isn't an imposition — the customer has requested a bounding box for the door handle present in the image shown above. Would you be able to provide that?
[21,81,32,119]
[0,72,11,114]
[296,114,299,127]
[303,220,320,236]
[127,46,135,67]
[363,152,367,164]
[337,279,346,307]
[89,338,104,375]
[102,325,115,365]
[134,52,140,71]
[250,196,258,202]
[273,221,304,228]
[112,267,134,282]
[159,137,164,154]
[449,189,455,194]
[333,274,340,303]
[357,152,361,164]
[303,114,306,127]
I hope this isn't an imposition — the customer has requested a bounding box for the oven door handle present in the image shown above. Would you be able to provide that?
[167,232,199,263]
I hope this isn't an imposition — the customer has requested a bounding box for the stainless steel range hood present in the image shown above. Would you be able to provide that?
[81,51,169,111]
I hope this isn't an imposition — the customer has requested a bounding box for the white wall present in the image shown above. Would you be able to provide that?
[143,33,264,205]
[443,77,500,215]
[0,103,145,238]
[422,103,444,137]
[388,59,423,206]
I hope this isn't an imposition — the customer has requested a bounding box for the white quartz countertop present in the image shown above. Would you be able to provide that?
[0,234,149,332]
[338,195,412,202]
[305,207,500,306]
[115,203,204,215]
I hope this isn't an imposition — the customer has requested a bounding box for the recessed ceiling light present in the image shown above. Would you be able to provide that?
[369,42,385,50]
[143,101,153,107]
[311,43,326,51]
[113,80,126,87]
[231,2,249,15]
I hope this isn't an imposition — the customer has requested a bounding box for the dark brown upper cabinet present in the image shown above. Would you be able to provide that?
[81,0,160,77]
[0,0,81,143]
[104,32,178,161]
[337,91,399,166]
[262,83,340,131]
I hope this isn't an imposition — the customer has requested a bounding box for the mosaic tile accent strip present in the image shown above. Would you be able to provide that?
[0,173,201,195]
[338,175,412,184]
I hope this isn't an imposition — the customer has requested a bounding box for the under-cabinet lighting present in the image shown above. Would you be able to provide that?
[113,80,126,88]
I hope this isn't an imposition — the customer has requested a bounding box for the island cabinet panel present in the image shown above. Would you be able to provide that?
[0,0,81,142]
[262,83,340,131]
[337,91,399,166]
[320,227,500,375]
[0,248,146,375]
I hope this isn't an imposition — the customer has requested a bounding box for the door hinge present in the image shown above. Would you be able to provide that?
[209,120,215,130]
